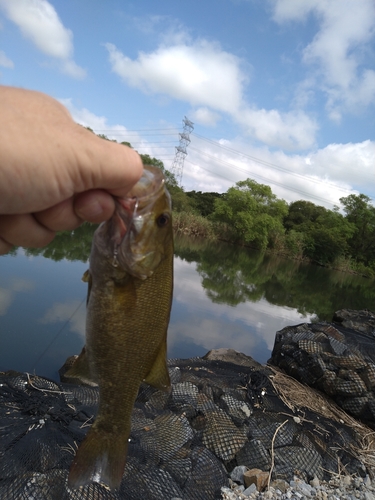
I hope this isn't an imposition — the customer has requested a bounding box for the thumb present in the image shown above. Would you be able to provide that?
[75,128,144,198]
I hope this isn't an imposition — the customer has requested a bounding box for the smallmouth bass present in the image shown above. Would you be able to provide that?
[66,165,173,490]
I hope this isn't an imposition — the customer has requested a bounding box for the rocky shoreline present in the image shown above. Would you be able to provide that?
[0,309,374,499]
[222,472,375,499]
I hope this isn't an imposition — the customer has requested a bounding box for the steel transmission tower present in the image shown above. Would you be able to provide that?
[170,116,194,187]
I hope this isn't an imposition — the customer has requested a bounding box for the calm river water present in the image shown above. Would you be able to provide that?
[1,225,374,381]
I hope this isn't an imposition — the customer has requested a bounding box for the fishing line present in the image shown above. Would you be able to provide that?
[33,297,86,371]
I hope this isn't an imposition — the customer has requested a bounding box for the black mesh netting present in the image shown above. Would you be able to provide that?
[0,346,373,499]
[270,309,375,428]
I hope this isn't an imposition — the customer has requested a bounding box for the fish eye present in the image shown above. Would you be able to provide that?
[157,213,170,227]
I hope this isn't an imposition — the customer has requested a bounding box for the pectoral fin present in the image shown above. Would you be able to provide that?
[64,347,98,386]
[144,340,170,391]
[81,270,90,283]
[82,270,92,306]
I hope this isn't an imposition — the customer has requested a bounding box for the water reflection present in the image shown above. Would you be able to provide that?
[169,256,310,361]
[39,299,86,338]
[175,235,375,321]
[0,225,373,381]
[0,250,87,380]
[0,277,34,315]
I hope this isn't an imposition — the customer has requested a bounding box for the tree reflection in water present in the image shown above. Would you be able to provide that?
[174,235,375,321]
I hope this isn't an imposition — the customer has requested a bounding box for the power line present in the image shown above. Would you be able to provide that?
[185,151,342,207]
[126,141,176,144]
[91,128,177,132]
[191,132,354,196]
[184,158,238,184]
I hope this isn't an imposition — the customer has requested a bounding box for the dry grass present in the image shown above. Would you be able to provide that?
[172,212,216,239]
[268,366,375,474]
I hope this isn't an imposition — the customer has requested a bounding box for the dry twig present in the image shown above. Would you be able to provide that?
[267,419,288,491]
[25,372,71,395]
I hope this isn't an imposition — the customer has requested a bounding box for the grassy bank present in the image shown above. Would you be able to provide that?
[172,211,216,240]
[172,211,374,278]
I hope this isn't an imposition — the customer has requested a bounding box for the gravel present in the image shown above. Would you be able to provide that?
[222,474,375,500]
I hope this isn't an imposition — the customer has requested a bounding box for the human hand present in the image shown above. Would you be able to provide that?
[0,86,143,255]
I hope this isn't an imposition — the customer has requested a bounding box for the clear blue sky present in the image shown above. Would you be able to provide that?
[1,0,374,208]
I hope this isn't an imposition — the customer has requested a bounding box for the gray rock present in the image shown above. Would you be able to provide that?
[364,476,373,488]
[341,476,352,487]
[354,477,364,488]
[221,486,239,500]
[243,483,257,495]
[203,348,262,368]
[310,476,320,488]
[230,465,248,484]
[270,479,289,493]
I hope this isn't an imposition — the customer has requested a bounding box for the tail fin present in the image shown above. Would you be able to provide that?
[68,425,129,491]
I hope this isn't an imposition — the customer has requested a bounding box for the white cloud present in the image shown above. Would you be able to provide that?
[0,277,34,315]
[271,0,315,21]
[59,98,133,141]
[60,98,109,128]
[105,40,317,150]
[271,0,375,119]
[0,0,86,79]
[59,98,174,159]
[190,107,221,127]
[61,58,86,80]
[39,299,86,337]
[0,49,14,68]
[237,108,318,150]
[105,41,245,114]
[0,288,12,315]
[132,14,168,35]
[9,277,34,292]
[308,140,375,190]
[182,135,375,208]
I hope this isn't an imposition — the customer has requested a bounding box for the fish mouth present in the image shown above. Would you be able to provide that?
[125,165,165,203]
[110,166,169,279]
[111,165,165,241]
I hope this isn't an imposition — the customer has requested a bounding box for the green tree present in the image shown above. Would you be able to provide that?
[339,194,375,267]
[211,179,288,251]
[139,153,196,212]
[139,153,179,192]
[283,200,326,232]
[283,200,355,264]
[170,190,196,212]
[186,191,223,217]
[97,133,117,142]
[307,210,354,264]
[284,230,306,259]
